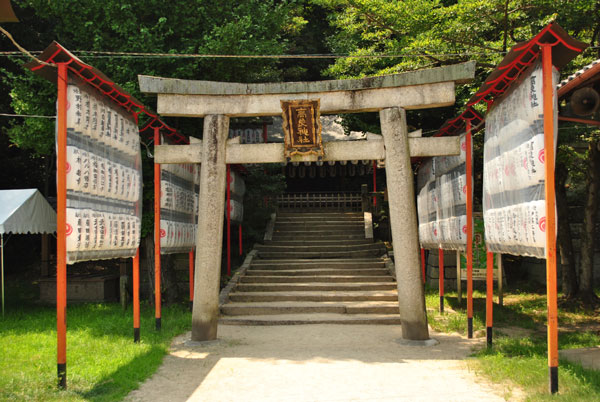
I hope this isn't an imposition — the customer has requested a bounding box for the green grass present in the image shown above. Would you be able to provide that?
[0,295,191,401]
[425,286,600,400]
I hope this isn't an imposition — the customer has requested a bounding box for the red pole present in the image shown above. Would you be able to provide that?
[133,249,140,342]
[227,165,231,276]
[466,120,474,338]
[56,62,68,389]
[486,250,494,348]
[542,43,559,394]
[420,248,426,284]
[239,225,243,256]
[439,248,444,313]
[153,128,161,330]
[372,160,377,206]
[188,250,194,311]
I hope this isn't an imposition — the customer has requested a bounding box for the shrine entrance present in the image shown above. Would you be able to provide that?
[139,61,476,341]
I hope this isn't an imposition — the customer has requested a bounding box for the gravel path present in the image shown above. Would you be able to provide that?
[126,325,517,401]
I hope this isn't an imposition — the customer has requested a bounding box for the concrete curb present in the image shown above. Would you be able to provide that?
[364,211,373,240]
[219,249,258,306]
[263,213,276,242]
[383,255,396,280]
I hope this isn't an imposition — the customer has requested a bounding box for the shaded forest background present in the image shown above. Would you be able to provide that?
[1,0,600,304]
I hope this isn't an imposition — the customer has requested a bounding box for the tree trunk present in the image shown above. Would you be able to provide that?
[578,140,600,302]
[556,162,578,298]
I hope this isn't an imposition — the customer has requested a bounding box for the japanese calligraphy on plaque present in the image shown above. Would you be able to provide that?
[281,99,323,159]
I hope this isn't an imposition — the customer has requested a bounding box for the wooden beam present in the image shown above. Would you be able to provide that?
[154,136,460,164]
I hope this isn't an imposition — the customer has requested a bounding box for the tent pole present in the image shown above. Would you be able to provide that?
[1,233,4,317]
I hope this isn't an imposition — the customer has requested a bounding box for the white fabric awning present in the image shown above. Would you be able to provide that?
[0,189,56,234]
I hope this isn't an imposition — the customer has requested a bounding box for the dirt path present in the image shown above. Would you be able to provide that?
[126,325,518,401]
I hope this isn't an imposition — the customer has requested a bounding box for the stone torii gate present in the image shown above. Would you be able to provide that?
[139,61,476,342]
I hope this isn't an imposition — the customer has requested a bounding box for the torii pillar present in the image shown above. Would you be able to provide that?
[380,107,428,339]
[192,115,229,340]
[139,61,476,341]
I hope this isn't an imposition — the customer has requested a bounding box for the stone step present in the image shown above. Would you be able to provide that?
[256,243,384,253]
[273,229,364,236]
[221,301,399,316]
[250,261,386,270]
[253,257,385,263]
[240,275,394,283]
[265,239,374,246]
[219,313,402,325]
[272,233,366,241]
[228,290,398,303]
[274,222,364,229]
[235,282,398,292]
[276,219,364,225]
[246,268,391,277]
[257,249,385,259]
[277,212,363,218]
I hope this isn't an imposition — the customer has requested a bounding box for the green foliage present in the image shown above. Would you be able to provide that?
[2,0,310,154]
[314,0,600,133]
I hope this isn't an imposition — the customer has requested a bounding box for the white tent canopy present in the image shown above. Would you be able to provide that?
[0,189,56,234]
[0,189,56,316]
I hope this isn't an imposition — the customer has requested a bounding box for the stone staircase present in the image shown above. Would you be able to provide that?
[220,211,401,325]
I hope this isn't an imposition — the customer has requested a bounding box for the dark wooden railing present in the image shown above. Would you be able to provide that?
[277,192,363,212]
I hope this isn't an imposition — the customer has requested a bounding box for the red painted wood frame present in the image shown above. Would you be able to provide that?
[438,248,444,313]
[153,128,162,330]
[227,165,232,276]
[56,62,68,389]
[189,250,194,310]
[486,250,494,347]
[133,249,140,342]
[542,43,559,394]
[466,120,474,339]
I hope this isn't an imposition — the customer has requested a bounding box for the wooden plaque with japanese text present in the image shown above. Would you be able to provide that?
[281,99,323,159]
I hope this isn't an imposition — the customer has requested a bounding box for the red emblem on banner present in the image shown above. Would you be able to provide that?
[66,162,71,173]
[66,223,73,236]
[539,216,547,232]
[538,149,545,164]
[160,229,166,238]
